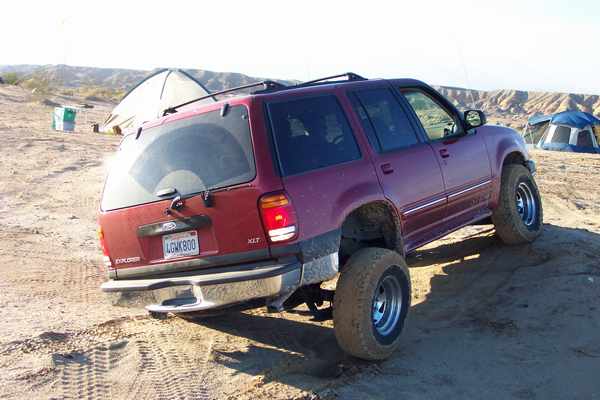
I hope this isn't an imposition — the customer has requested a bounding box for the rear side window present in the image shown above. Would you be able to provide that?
[351,88,419,152]
[551,126,571,144]
[268,95,361,176]
[101,105,254,211]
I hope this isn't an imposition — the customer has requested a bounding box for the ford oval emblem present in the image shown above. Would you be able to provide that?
[162,221,177,231]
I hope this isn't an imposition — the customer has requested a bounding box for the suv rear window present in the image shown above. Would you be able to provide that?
[101,105,255,211]
[351,88,419,152]
[267,95,361,176]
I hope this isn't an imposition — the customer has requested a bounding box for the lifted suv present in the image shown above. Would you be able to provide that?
[99,73,542,360]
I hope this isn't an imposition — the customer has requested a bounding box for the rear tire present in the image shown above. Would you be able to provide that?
[333,248,411,360]
[492,164,543,244]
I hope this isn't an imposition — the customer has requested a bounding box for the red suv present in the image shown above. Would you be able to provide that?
[99,73,542,360]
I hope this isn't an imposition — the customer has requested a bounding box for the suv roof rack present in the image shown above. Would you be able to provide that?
[162,73,367,115]
[163,80,286,116]
[295,72,366,88]
[255,72,368,94]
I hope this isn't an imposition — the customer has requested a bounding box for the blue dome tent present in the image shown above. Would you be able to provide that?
[526,111,600,154]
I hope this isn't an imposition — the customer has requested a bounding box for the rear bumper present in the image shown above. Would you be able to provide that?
[101,253,338,313]
[102,261,301,313]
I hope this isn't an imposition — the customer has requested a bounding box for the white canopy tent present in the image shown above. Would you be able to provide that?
[102,69,215,133]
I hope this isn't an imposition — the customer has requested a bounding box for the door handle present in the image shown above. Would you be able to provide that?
[439,148,450,158]
[381,163,394,174]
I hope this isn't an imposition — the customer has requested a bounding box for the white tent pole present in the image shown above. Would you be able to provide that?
[523,121,535,146]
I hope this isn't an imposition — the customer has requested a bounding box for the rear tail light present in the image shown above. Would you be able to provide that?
[97,226,110,257]
[259,192,298,242]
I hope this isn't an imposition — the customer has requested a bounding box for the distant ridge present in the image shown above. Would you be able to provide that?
[434,86,600,117]
[1,64,599,116]
[0,64,298,93]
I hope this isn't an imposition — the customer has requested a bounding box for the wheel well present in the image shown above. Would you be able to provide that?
[339,202,402,266]
[503,151,526,167]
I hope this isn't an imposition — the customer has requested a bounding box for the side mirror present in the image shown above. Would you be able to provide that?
[464,110,486,130]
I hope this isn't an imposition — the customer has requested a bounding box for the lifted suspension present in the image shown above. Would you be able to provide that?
[282,284,335,321]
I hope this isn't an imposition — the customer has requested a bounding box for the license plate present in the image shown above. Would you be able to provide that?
[162,231,199,260]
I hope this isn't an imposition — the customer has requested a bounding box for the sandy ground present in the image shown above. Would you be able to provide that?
[0,84,599,400]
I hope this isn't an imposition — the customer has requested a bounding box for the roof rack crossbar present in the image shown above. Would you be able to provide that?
[295,72,366,88]
[163,80,286,116]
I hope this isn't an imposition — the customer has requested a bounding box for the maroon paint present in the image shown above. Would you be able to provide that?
[98,79,531,276]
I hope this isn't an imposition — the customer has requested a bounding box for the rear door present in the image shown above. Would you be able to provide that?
[399,88,492,230]
[265,93,380,246]
[347,87,447,251]
[99,104,272,277]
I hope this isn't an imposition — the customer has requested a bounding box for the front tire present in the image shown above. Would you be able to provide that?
[333,248,411,360]
[492,164,543,244]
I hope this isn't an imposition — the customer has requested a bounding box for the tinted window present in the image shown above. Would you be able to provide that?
[577,130,593,147]
[351,89,419,152]
[401,89,459,140]
[101,105,254,211]
[268,96,361,176]
[551,126,571,144]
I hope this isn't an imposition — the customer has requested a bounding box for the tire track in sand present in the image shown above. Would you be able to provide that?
[57,340,128,400]
[131,330,211,400]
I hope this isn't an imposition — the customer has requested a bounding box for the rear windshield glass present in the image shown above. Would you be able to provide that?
[101,105,255,211]
[267,95,361,176]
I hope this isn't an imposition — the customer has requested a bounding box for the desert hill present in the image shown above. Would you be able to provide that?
[2,64,599,126]
[0,64,297,93]
[435,86,600,119]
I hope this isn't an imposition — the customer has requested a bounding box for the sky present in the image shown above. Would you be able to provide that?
[2,0,599,94]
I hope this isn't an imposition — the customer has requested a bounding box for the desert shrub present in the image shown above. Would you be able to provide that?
[84,95,103,102]
[78,86,124,102]
[21,77,54,94]
[3,72,19,85]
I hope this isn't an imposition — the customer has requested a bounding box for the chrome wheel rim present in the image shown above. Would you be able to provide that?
[372,273,403,336]
[515,182,537,227]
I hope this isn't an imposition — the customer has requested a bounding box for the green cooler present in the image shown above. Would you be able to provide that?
[52,107,77,132]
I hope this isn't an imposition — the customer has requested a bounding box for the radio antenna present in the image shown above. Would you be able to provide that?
[454,40,477,110]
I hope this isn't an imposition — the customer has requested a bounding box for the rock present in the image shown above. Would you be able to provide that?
[39,98,60,107]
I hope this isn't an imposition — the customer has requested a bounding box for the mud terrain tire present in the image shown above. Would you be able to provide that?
[492,164,543,244]
[333,247,411,360]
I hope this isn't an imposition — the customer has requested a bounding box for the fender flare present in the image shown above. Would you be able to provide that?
[490,140,528,209]
[336,198,405,257]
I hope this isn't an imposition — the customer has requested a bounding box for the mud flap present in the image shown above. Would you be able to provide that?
[267,252,339,312]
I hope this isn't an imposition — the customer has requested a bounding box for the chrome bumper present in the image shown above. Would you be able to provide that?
[101,253,338,314]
